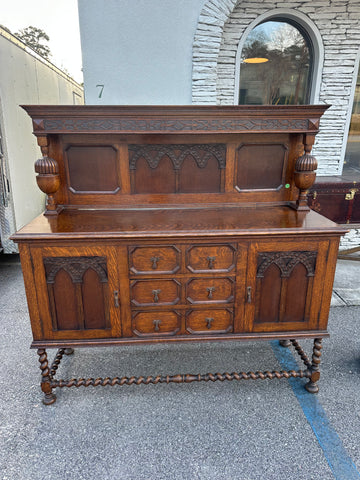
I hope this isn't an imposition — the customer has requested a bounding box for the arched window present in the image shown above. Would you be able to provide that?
[343,62,360,174]
[238,20,313,105]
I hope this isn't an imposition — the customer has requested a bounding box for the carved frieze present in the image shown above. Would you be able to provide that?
[40,117,310,133]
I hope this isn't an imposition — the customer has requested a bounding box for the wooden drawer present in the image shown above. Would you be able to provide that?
[129,246,180,275]
[130,279,181,306]
[186,244,236,273]
[132,310,181,336]
[186,309,233,334]
[186,277,234,304]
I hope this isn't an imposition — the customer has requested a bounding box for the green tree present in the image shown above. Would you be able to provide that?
[15,26,51,60]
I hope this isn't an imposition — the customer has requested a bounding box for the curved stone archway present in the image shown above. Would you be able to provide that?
[192,0,238,104]
[192,2,324,106]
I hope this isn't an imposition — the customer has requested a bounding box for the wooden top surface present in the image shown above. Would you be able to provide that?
[12,204,347,241]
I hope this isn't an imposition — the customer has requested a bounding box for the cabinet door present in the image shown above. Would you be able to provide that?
[244,241,329,333]
[31,246,121,340]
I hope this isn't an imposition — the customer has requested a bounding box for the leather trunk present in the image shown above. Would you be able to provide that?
[309,175,360,224]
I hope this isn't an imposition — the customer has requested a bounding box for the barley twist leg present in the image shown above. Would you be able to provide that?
[37,349,56,405]
[305,338,322,394]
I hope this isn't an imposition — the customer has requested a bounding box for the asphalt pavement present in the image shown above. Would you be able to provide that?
[0,255,359,480]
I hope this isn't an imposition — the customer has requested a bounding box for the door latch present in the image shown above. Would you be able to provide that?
[345,188,358,201]
[247,286,252,303]
[113,290,119,308]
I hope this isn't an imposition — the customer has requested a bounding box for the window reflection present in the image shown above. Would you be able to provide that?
[239,20,312,105]
[344,66,360,174]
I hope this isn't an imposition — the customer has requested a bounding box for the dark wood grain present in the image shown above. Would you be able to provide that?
[235,143,288,191]
[65,145,120,193]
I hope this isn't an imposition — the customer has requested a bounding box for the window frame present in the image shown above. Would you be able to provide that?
[234,9,324,106]
[341,49,360,174]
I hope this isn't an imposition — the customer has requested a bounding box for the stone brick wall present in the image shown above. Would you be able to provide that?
[192,0,360,247]
[340,228,360,249]
[192,0,360,176]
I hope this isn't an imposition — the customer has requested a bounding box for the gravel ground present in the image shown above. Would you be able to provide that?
[0,256,359,480]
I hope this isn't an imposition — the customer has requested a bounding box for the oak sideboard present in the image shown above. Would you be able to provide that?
[12,105,347,404]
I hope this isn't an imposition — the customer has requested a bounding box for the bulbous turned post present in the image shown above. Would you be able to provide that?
[34,136,60,215]
[294,134,317,211]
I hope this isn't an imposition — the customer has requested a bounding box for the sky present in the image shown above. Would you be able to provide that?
[1,0,83,83]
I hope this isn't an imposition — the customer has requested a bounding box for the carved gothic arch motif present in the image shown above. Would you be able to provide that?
[257,252,317,279]
[44,257,108,284]
[128,144,226,170]
[192,2,324,105]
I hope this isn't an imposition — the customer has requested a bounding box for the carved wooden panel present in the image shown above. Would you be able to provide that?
[65,145,120,193]
[179,155,221,193]
[256,252,317,278]
[186,277,234,304]
[186,244,236,273]
[186,309,233,334]
[132,154,175,194]
[130,279,181,306]
[39,116,311,133]
[129,245,181,275]
[43,256,110,331]
[132,310,181,337]
[129,144,226,194]
[235,144,288,191]
[254,251,317,325]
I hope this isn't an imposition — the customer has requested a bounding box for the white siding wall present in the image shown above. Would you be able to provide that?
[0,31,84,252]
[79,0,204,105]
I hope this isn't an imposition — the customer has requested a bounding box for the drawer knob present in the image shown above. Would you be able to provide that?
[152,289,161,303]
[205,317,214,329]
[206,286,216,299]
[151,256,160,269]
[153,319,161,332]
[207,256,216,269]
